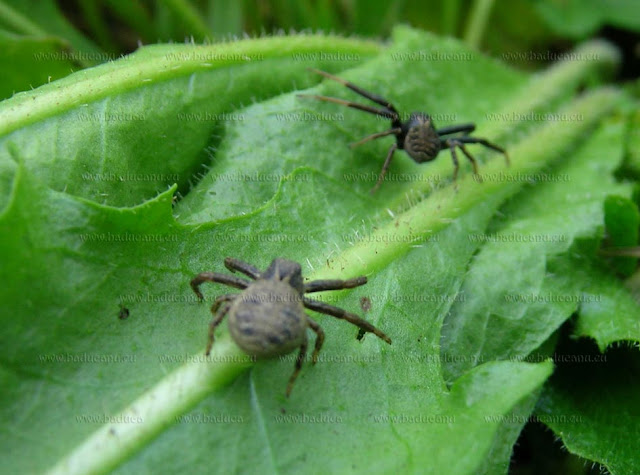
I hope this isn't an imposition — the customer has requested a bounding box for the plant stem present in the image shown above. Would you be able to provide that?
[0,34,381,137]
[442,0,462,36]
[0,2,47,36]
[157,0,213,41]
[463,0,496,49]
[47,338,252,475]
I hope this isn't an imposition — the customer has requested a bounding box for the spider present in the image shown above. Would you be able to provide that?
[191,257,391,397]
[297,68,510,193]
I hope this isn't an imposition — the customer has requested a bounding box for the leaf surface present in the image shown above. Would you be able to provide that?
[0,27,634,475]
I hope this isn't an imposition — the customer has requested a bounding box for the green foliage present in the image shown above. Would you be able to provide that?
[0,34,380,208]
[0,21,638,475]
[531,0,640,38]
[441,119,632,380]
[536,342,640,474]
[4,0,640,103]
[602,195,640,275]
[0,31,79,101]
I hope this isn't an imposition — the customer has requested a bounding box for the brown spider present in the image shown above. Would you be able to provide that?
[191,257,391,396]
[298,68,509,193]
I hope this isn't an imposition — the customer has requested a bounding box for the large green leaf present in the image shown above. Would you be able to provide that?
[0,0,103,65]
[536,342,640,474]
[531,0,640,38]
[0,33,380,208]
[573,259,640,351]
[0,31,81,101]
[441,118,632,381]
[0,26,635,474]
[2,162,554,475]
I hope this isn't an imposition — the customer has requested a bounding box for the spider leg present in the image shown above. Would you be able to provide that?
[224,257,261,280]
[307,68,400,115]
[444,139,461,185]
[456,142,481,179]
[457,136,510,166]
[304,276,367,293]
[303,297,392,344]
[286,338,308,397]
[370,143,398,194]
[205,296,236,355]
[307,318,325,364]
[190,272,250,301]
[297,94,397,120]
[437,123,476,136]
[210,293,237,313]
[350,128,402,148]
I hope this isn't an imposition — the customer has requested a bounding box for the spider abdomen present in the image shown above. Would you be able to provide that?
[402,112,440,163]
[228,280,308,358]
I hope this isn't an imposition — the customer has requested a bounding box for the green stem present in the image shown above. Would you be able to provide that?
[442,0,462,36]
[106,0,155,42]
[157,0,212,41]
[207,0,244,38]
[47,339,252,475]
[0,34,381,137]
[463,0,495,49]
[78,0,119,53]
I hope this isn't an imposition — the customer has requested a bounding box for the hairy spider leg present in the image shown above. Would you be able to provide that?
[304,276,368,293]
[297,94,396,120]
[303,297,392,344]
[371,143,399,194]
[190,272,250,300]
[350,128,402,148]
[205,295,237,355]
[307,68,400,114]
[286,339,308,397]
[455,136,510,166]
[306,318,325,364]
[436,123,476,136]
[224,257,261,280]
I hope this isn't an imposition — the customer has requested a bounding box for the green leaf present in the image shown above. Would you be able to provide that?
[475,332,559,475]
[536,342,640,474]
[441,118,632,380]
[602,195,640,276]
[157,0,211,40]
[0,31,80,100]
[531,0,640,38]
[0,0,103,64]
[573,261,640,350]
[177,28,527,222]
[206,0,244,39]
[179,31,619,223]
[0,33,380,208]
[0,26,630,474]
[622,107,640,179]
[2,157,553,475]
